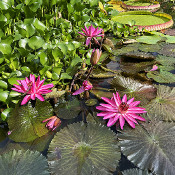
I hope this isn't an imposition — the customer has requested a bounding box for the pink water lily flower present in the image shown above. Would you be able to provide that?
[43,116,61,131]
[90,48,102,66]
[72,80,93,95]
[12,74,54,105]
[96,92,147,130]
[150,65,158,71]
[79,25,103,46]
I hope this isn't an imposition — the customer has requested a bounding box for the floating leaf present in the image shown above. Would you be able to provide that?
[138,43,161,52]
[8,100,53,142]
[0,149,49,175]
[111,75,157,105]
[122,168,153,175]
[145,85,175,121]
[156,55,175,66]
[85,99,98,106]
[159,43,175,57]
[54,96,81,119]
[48,122,120,175]
[147,70,175,83]
[136,35,162,44]
[118,118,175,175]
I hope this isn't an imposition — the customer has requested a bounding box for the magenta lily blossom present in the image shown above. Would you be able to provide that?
[150,65,158,71]
[43,116,61,131]
[72,80,93,95]
[96,92,147,130]
[79,25,103,46]
[12,74,54,105]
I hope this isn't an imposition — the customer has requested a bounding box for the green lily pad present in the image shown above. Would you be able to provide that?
[0,149,49,175]
[147,70,175,83]
[111,75,157,105]
[48,122,120,175]
[145,85,175,121]
[85,99,98,106]
[112,11,173,31]
[8,100,53,142]
[54,95,81,119]
[118,118,175,175]
[159,44,175,57]
[122,168,153,175]
[139,43,161,52]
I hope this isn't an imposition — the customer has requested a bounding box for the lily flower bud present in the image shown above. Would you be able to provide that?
[90,49,102,66]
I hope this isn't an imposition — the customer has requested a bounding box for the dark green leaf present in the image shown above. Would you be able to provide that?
[0,149,49,175]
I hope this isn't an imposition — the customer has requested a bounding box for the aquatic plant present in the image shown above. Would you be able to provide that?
[150,65,158,71]
[12,74,54,105]
[42,116,61,131]
[79,25,104,46]
[90,48,102,66]
[96,92,146,129]
[72,80,93,95]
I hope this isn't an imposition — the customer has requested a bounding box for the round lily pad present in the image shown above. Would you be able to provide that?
[145,85,175,121]
[48,122,120,175]
[112,11,173,31]
[122,1,160,11]
[118,118,175,175]
[0,149,49,175]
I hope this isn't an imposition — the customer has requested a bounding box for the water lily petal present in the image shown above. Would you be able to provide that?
[21,95,31,105]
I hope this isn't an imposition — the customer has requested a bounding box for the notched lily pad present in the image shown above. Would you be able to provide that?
[54,95,81,119]
[145,85,175,121]
[118,118,175,175]
[85,99,98,106]
[111,75,157,104]
[0,149,49,175]
[48,122,120,175]
[8,100,53,142]
[147,70,175,83]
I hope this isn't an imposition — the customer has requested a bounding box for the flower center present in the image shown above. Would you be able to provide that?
[118,102,129,114]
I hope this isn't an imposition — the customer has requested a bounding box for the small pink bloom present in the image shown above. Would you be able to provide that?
[12,74,54,105]
[42,116,61,131]
[96,92,147,130]
[150,65,158,71]
[79,25,103,46]
[72,80,93,95]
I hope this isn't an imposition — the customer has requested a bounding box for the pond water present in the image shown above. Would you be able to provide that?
[1,0,175,175]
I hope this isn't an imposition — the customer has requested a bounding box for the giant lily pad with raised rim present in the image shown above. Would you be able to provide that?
[112,11,173,31]
[118,118,175,175]
[122,0,160,11]
[47,122,120,175]
[0,149,49,175]
[145,85,175,121]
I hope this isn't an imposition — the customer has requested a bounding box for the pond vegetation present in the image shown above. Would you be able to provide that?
[0,0,175,174]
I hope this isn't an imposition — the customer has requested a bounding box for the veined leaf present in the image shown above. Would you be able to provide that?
[145,85,175,121]
[48,122,120,175]
[0,149,49,175]
[118,118,175,175]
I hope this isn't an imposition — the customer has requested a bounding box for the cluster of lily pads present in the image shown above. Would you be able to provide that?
[1,0,175,175]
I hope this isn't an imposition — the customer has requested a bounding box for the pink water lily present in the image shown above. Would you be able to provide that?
[43,116,61,131]
[72,80,93,95]
[96,92,147,130]
[150,65,158,71]
[79,25,103,46]
[12,74,54,105]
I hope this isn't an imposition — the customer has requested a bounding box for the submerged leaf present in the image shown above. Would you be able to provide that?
[118,118,175,175]
[48,122,120,175]
[0,149,49,175]
[145,85,175,121]
[159,43,175,57]
[8,100,53,142]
